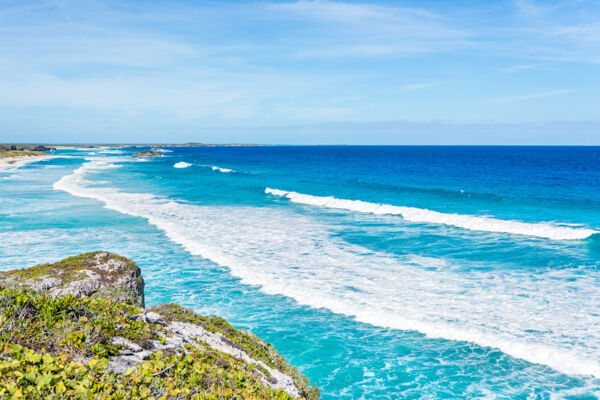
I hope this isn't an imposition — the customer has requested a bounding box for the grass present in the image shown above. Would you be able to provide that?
[1,252,145,307]
[3,252,137,284]
[0,150,48,158]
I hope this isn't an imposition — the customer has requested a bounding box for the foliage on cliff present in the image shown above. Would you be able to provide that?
[0,253,319,400]
[150,304,319,399]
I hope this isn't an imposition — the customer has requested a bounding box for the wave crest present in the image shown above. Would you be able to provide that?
[174,162,192,169]
[211,166,234,173]
[265,188,596,240]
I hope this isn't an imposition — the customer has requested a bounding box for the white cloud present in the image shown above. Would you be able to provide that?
[493,89,575,103]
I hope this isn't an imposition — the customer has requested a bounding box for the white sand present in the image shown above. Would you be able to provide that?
[0,155,54,171]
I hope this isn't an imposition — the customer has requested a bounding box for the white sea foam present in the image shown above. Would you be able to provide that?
[265,188,597,240]
[211,166,234,173]
[98,149,124,154]
[53,161,600,379]
[173,162,192,169]
[0,156,54,172]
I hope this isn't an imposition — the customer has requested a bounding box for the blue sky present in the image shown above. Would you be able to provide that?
[0,0,599,144]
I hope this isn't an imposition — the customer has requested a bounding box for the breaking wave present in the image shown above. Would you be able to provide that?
[211,166,235,173]
[173,162,192,169]
[265,188,597,240]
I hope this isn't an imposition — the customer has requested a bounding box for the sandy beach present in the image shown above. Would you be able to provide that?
[0,154,53,170]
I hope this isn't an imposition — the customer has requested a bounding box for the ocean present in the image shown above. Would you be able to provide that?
[1,145,599,399]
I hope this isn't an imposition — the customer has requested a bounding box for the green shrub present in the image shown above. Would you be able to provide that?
[0,288,319,399]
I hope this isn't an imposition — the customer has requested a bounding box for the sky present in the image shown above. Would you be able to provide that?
[0,0,599,144]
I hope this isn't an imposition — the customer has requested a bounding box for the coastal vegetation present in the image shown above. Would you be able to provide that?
[0,252,319,400]
[0,150,48,159]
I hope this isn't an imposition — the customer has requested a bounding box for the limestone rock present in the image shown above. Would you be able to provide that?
[0,251,145,307]
[105,311,301,398]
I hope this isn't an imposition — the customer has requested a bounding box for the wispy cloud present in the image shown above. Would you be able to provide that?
[265,0,471,59]
[513,0,554,17]
[0,0,597,143]
[502,63,545,73]
[493,89,576,103]
[509,0,600,63]
[400,82,442,91]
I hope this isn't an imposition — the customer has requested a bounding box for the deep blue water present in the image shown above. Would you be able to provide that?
[1,146,600,399]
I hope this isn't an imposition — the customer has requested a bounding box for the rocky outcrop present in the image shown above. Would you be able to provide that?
[103,313,301,397]
[0,252,145,307]
[31,145,55,151]
[132,151,162,157]
[0,252,319,399]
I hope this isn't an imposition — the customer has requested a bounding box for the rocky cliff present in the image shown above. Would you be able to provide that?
[0,252,319,399]
[0,252,145,307]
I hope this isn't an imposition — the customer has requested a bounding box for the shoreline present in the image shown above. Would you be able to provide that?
[0,154,54,170]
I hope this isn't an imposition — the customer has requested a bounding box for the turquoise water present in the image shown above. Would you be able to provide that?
[1,146,600,399]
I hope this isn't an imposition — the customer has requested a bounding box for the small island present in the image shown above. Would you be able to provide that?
[0,252,319,399]
[133,151,163,157]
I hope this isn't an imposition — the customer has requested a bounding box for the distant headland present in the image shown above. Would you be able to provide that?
[1,143,262,150]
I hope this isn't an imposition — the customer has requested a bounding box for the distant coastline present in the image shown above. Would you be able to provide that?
[1,143,263,149]
[0,143,262,166]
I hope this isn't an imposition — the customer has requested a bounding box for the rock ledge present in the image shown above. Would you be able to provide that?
[0,252,144,307]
